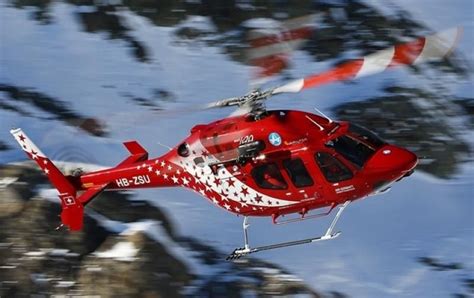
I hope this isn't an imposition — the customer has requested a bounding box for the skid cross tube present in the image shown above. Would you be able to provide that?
[227,201,350,260]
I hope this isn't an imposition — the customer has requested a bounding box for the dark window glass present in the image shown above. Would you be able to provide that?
[177,142,190,157]
[315,152,353,183]
[349,123,385,148]
[251,163,287,190]
[326,135,375,168]
[283,158,314,187]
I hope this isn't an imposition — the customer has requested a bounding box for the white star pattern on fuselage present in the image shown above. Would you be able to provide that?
[171,176,179,184]
[168,138,299,213]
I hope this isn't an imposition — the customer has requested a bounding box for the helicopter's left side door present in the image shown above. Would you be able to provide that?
[313,151,360,203]
[279,157,320,203]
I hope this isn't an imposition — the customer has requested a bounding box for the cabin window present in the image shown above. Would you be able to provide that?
[283,158,314,187]
[177,142,190,157]
[251,163,288,190]
[315,152,353,183]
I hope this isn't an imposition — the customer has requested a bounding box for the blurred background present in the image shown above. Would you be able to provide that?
[0,0,473,297]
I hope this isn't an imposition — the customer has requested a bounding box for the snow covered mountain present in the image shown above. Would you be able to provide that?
[1,1,472,297]
[0,163,320,296]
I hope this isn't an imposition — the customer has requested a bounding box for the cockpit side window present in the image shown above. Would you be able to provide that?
[315,152,353,183]
[251,163,288,190]
[283,158,314,187]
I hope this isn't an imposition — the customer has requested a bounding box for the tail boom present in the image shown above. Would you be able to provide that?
[10,129,177,230]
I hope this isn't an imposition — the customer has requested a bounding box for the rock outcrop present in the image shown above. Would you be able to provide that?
[0,164,321,297]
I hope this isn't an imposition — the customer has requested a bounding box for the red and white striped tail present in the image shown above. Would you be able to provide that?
[272,27,463,94]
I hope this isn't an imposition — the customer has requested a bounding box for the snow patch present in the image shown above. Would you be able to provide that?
[120,220,221,278]
[0,177,18,188]
[95,241,138,261]
[176,15,217,33]
[242,18,281,29]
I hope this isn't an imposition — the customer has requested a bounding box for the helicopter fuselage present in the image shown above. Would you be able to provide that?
[78,110,418,220]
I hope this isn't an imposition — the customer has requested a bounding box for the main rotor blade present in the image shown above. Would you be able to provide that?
[271,27,462,95]
[204,96,242,109]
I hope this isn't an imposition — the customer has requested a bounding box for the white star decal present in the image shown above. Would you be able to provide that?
[171,176,179,183]
[137,165,141,170]
[155,160,159,164]
[155,170,161,176]
[211,197,219,204]
[182,177,189,185]
[43,160,48,165]
[167,165,172,171]
[235,207,240,212]
[142,163,146,168]
[160,161,165,167]
[224,204,231,210]
[31,152,38,159]
[163,174,169,179]
[44,168,49,174]
[199,189,206,196]
[148,166,153,172]
[176,170,181,175]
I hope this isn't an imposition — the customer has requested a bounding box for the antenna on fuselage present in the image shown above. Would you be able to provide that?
[305,115,324,131]
[157,141,172,151]
[313,107,333,123]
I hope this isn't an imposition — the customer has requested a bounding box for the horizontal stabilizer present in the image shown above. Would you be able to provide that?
[116,141,148,167]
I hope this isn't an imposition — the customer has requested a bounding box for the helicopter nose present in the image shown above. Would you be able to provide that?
[366,145,418,178]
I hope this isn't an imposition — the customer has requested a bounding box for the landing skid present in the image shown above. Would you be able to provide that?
[226,201,350,260]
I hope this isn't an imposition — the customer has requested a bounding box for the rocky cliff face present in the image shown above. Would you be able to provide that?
[0,163,323,297]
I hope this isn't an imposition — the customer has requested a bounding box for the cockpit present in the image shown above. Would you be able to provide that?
[247,123,387,191]
[325,123,385,169]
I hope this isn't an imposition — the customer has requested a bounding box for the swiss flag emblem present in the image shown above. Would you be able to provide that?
[63,196,76,206]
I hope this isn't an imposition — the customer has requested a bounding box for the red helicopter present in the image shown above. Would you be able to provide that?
[10,27,461,259]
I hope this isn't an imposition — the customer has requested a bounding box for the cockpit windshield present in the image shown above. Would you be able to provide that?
[348,123,385,149]
[326,135,375,168]
[325,123,385,168]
